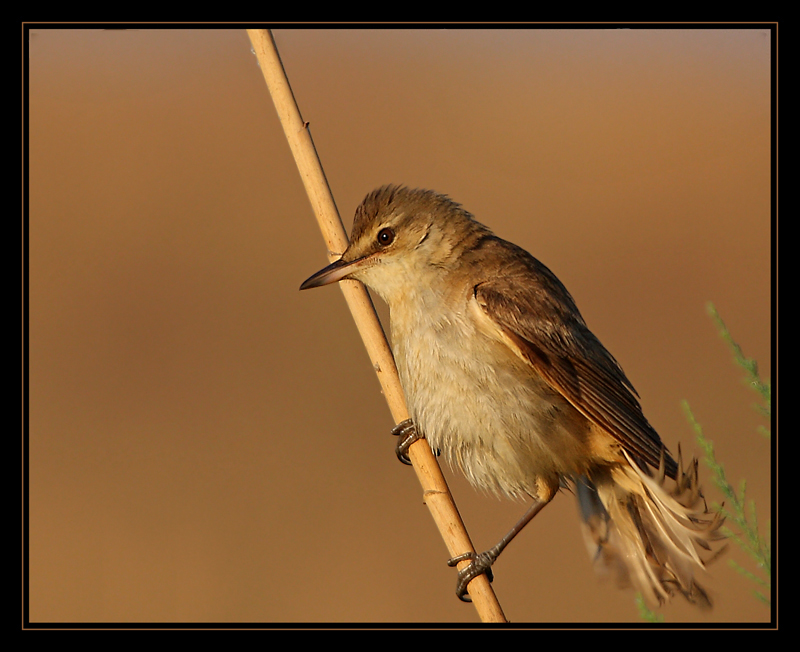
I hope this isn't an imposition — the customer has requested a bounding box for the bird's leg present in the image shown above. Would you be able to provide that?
[448,497,551,602]
[391,418,423,465]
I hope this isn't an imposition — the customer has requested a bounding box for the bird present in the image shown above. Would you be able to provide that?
[300,184,724,607]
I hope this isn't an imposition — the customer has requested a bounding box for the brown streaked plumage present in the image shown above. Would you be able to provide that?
[301,185,724,607]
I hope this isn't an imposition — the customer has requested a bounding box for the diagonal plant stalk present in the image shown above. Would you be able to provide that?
[246,28,505,622]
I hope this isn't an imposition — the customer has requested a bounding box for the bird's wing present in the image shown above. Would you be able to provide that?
[472,251,676,478]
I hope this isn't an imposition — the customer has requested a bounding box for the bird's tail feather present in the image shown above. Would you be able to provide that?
[576,449,726,608]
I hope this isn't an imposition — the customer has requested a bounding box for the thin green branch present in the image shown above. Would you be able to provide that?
[640,304,771,620]
[684,400,770,584]
[706,302,771,433]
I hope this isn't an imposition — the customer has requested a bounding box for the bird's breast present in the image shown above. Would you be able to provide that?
[388,288,593,500]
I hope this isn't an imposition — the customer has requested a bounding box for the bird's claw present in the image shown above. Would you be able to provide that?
[447,550,497,602]
[391,418,422,465]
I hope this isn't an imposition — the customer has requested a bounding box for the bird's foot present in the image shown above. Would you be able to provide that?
[447,550,498,602]
[391,418,423,465]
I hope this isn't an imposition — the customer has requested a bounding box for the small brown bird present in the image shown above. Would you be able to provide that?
[301,185,723,607]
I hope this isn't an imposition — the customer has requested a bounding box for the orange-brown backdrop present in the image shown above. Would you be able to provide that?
[27,27,773,624]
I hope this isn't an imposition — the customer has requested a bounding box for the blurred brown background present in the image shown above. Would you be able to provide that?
[27,27,772,624]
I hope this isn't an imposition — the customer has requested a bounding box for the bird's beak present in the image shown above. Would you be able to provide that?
[300,255,369,290]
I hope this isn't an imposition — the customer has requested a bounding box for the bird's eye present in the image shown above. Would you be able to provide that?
[377,227,395,246]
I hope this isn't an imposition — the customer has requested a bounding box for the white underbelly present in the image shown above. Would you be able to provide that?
[391,305,591,500]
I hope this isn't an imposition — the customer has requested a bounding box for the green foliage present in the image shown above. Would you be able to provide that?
[638,302,771,620]
[683,302,771,606]
[705,302,771,436]
[683,401,771,606]
[635,594,665,623]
